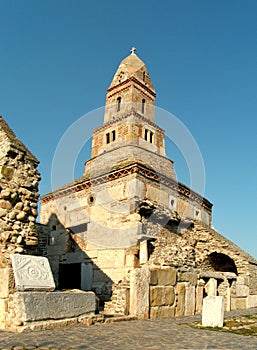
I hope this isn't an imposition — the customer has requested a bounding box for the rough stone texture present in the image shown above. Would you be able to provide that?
[150,286,175,307]
[150,306,175,319]
[247,295,257,308]
[130,268,150,320]
[6,291,96,324]
[11,254,55,291]
[175,282,186,317]
[0,267,14,298]
[202,296,224,328]
[0,116,40,265]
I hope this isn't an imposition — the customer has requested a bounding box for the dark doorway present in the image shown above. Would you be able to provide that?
[58,263,81,290]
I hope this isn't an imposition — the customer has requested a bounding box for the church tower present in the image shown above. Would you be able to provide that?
[86,48,175,180]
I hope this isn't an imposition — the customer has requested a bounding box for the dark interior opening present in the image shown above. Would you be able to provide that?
[58,263,81,290]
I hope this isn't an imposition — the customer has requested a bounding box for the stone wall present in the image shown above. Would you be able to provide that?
[0,117,40,266]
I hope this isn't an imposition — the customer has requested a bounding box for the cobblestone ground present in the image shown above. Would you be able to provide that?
[0,309,257,350]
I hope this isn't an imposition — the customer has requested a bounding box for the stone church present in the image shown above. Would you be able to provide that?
[0,49,257,327]
[39,49,257,318]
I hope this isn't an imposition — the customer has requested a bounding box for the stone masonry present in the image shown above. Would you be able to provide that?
[0,116,40,266]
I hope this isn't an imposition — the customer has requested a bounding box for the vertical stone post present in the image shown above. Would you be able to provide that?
[139,240,148,265]
[185,285,196,316]
[130,268,150,319]
[196,279,205,313]
[205,278,217,296]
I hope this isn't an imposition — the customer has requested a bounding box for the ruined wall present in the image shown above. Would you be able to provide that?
[0,117,40,266]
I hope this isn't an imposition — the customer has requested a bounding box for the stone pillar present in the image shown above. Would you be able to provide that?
[175,282,186,316]
[185,285,195,316]
[130,268,150,319]
[139,240,148,265]
[205,278,217,296]
[226,285,231,311]
[196,279,205,313]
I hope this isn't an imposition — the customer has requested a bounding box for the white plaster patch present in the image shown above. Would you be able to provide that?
[11,254,55,291]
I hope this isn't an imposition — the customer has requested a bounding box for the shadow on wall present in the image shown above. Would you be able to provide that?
[37,214,114,304]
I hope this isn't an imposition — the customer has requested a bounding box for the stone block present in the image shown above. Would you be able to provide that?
[235,297,247,310]
[0,268,13,298]
[150,269,158,285]
[11,291,96,322]
[202,296,224,328]
[157,267,176,286]
[178,272,198,286]
[11,254,55,291]
[175,282,186,316]
[236,276,245,285]
[130,268,150,320]
[236,285,249,297]
[185,285,195,316]
[247,295,257,308]
[150,306,175,319]
[150,286,175,307]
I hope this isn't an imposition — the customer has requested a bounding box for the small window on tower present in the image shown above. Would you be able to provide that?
[117,97,121,112]
[106,132,110,144]
[143,71,146,81]
[144,129,148,141]
[149,131,154,144]
[112,130,116,141]
[142,99,145,114]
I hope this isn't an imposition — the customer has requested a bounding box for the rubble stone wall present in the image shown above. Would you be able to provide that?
[0,117,40,266]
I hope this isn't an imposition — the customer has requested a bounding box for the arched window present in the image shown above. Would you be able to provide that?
[143,71,146,82]
[142,99,145,114]
[112,130,116,141]
[117,97,121,112]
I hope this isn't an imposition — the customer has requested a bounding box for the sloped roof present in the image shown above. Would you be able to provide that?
[108,51,155,91]
[0,116,39,164]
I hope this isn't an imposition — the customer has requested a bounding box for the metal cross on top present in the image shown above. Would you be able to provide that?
[130,47,136,55]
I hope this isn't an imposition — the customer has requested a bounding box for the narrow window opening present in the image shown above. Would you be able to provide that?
[112,130,116,141]
[143,71,146,81]
[106,133,110,144]
[149,131,153,143]
[117,97,121,112]
[144,129,148,141]
[142,99,145,114]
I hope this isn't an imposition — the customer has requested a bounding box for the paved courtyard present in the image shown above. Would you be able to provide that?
[1,309,257,350]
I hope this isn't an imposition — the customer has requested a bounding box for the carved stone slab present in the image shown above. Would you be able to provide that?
[11,254,55,291]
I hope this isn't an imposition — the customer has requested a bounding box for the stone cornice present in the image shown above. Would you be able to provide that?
[93,109,164,134]
[106,76,156,98]
[41,163,213,211]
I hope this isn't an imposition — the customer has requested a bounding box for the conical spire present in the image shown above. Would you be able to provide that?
[104,49,156,123]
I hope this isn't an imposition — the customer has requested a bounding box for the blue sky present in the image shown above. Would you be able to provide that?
[1,0,257,258]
